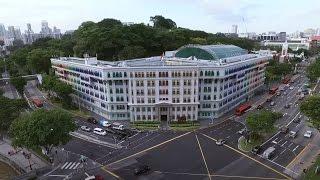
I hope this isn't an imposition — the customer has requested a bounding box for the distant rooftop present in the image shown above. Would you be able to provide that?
[174,44,247,60]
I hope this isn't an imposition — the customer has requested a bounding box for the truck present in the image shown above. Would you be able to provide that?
[235,103,252,116]
[269,86,278,94]
[31,98,43,108]
[262,147,276,159]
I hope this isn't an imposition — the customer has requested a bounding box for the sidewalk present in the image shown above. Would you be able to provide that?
[0,140,48,174]
[285,132,320,179]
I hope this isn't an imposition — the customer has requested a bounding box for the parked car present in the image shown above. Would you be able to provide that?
[284,104,290,109]
[99,120,111,127]
[112,122,125,130]
[80,126,91,132]
[251,146,262,155]
[283,91,287,95]
[276,92,281,96]
[304,131,312,138]
[289,86,294,90]
[216,139,226,146]
[280,126,289,134]
[262,147,276,159]
[87,117,98,124]
[289,131,297,138]
[270,101,275,106]
[134,165,151,175]
[256,105,263,110]
[93,128,107,136]
[237,128,246,135]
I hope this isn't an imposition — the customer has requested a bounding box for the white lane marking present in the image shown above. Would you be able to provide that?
[288,142,293,148]
[261,132,280,146]
[293,145,299,152]
[72,162,81,169]
[64,162,74,169]
[61,162,70,169]
[281,141,287,147]
[280,149,286,155]
[68,162,77,169]
[278,139,283,144]
[272,156,279,161]
[286,112,300,127]
[226,136,230,139]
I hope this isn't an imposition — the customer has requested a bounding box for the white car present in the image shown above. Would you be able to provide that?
[93,128,107,136]
[80,125,91,132]
[101,120,111,127]
[112,122,125,130]
[304,131,312,138]
[289,86,294,90]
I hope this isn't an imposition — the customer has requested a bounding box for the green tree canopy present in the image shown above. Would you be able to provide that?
[306,58,320,82]
[10,76,27,95]
[27,49,55,74]
[246,110,282,134]
[9,109,76,154]
[300,95,320,130]
[150,15,177,29]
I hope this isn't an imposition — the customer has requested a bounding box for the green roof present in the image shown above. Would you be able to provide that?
[175,44,247,60]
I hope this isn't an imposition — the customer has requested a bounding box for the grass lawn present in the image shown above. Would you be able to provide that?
[303,155,320,180]
[238,136,262,152]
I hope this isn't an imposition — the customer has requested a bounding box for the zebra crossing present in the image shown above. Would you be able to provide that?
[61,162,81,170]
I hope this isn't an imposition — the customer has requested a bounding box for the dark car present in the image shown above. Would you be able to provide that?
[134,165,151,175]
[87,117,98,124]
[284,104,290,109]
[256,105,263,110]
[280,126,289,134]
[251,146,262,155]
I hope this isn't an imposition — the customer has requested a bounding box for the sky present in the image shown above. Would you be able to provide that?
[0,0,319,34]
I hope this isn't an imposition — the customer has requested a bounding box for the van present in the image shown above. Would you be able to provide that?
[262,147,276,159]
[93,128,107,136]
[289,131,297,138]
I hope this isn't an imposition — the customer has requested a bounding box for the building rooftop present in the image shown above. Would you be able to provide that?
[175,44,247,60]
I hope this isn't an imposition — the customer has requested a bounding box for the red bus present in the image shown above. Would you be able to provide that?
[269,87,278,94]
[31,98,43,108]
[235,103,252,116]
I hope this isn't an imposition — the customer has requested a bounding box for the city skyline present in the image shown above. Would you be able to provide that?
[0,0,320,34]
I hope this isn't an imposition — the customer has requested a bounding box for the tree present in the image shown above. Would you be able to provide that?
[246,110,281,136]
[118,46,146,60]
[53,80,73,108]
[150,15,177,29]
[0,96,26,139]
[41,74,57,96]
[10,76,27,95]
[300,95,320,130]
[9,109,76,154]
[306,58,320,82]
[27,49,53,74]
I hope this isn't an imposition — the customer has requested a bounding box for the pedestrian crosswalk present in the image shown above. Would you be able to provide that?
[61,162,81,170]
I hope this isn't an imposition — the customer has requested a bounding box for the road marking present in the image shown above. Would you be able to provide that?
[288,142,293,148]
[195,134,212,180]
[280,149,286,155]
[101,166,121,179]
[64,162,74,169]
[201,133,291,180]
[69,162,77,169]
[61,162,69,169]
[48,174,68,177]
[154,170,286,180]
[72,162,81,169]
[261,133,280,146]
[286,112,300,127]
[272,156,279,161]
[106,132,191,166]
[281,141,287,147]
[286,144,309,168]
[292,145,299,152]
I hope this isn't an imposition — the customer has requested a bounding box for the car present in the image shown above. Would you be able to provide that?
[280,126,289,134]
[87,117,98,124]
[251,146,262,155]
[289,131,297,138]
[80,125,91,132]
[283,92,287,95]
[262,147,276,159]
[304,131,312,138]
[112,122,125,130]
[216,139,226,146]
[256,104,263,110]
[134,165,151,175]
[289,86,294,90]
[284,104,290,109]
[276,92,281,96]
[293,118,301,123]
[270,101,275,106]
[93,128,107,136]
[266,98,272,102]
[237,128,246,135]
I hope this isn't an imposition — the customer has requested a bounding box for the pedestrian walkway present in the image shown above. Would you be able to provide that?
[0,140,48,173]
[60,161,81,170]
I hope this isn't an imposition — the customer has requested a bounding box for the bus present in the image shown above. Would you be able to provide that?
[31,98,43,108]
[235,103,252,116]
[269,86,278,94]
